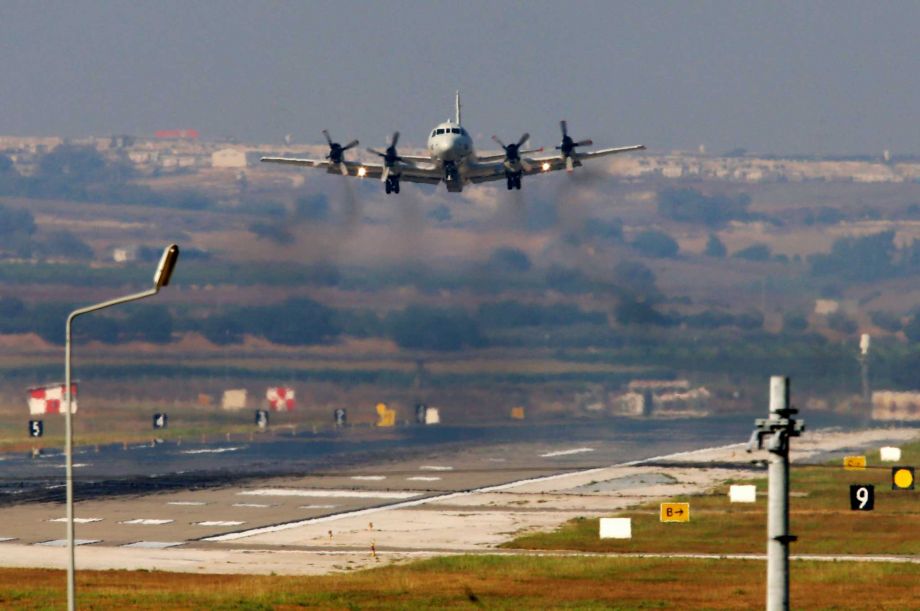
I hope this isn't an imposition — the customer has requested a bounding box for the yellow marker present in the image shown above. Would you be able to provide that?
[510,407,525,420]
[660,502,690,522]
[843,455,867,470]
[892,467,914,490]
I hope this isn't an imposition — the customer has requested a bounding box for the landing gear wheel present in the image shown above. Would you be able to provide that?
[385,181,392,194]
[506,176,514,190]
[393,180,400,194]
[514,176,522,190]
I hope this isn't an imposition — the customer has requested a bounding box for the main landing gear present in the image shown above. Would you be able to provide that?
[385,176,400,194]
[505,174,522,190]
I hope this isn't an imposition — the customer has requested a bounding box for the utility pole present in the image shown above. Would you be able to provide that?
[858,333,871,420]
[748,376,805,611]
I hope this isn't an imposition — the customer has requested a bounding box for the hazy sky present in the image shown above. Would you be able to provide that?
[1,1,918,155]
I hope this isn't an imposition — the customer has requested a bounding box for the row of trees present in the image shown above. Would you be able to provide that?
[0,203,94,261]
[0,147,217,210]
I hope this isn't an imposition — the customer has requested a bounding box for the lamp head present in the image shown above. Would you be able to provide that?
[153,244,180,290]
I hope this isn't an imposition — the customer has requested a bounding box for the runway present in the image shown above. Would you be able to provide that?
[0,415,913,575]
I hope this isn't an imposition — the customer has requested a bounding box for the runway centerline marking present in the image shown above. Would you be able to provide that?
[350,476,386,481]
[167,501,207,506]
[37,539,99,547]
[232,503,275,508]
[238,489,419,500]
[197,521,245,527]
[407,476,441,482]
[419,466,453,471]
[540,448,595,458]
[50,517,102,524]
[122,541,185,549]
[121,519,174,525]
[182,447,243,455]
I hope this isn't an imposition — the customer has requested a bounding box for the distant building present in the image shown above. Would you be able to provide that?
[212,148,248,168]
[222,389,248,411]
[871,391,920,421]
[112,246,137,263]
[612,380,710,418]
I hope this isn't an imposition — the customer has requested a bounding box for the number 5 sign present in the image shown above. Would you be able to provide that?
[849,484,874,511]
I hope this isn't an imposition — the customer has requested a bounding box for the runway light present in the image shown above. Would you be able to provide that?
[357,166,367,177]
[541,162,551,172]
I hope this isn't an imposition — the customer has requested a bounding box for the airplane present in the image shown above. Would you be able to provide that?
[261,92,645,194]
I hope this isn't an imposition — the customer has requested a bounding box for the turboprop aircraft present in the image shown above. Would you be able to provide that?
[261,92,645,194]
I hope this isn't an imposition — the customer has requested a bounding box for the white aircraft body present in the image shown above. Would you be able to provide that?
[261,92,645,194]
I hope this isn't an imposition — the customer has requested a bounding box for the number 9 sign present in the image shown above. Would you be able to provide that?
[849,484,874,511]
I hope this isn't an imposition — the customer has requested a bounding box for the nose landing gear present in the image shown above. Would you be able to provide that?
[505,173,522,190]
[384,176,400,194]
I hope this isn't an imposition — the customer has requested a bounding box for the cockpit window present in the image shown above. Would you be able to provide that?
[451,128,460,134]
[436,129,444,135]
[431,130,436,138]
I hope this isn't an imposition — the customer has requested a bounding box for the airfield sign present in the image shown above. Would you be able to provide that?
[849,485,874,510]
[659,502,690,522]
[28,420,43,438]
[892,467,914,490]
[843,455,867,470]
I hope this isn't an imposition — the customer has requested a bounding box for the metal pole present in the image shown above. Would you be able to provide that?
[767,376,790,611]
[748,376,804,611]
[64,314,75,611]
[63,287,158,611]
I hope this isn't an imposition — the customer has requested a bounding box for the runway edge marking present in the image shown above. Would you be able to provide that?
[203,441,747,543]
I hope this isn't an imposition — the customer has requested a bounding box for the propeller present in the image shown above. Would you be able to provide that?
[556,120,592,172]
[323,129,359,175]
[492,133,533,172]
[367,132,402,182]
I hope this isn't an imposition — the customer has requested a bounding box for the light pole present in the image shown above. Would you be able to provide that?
[63,244,179,610]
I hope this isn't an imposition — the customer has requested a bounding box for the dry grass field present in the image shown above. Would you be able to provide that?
[507,440,920,557]
[0,556,917,610]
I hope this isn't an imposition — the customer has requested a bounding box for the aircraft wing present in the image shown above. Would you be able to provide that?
[261,156,328,168]
[524,145,646,173]
[260,156,441,184]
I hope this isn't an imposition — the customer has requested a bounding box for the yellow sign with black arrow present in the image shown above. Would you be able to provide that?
[660,502,690,522]
[843,455,867,470]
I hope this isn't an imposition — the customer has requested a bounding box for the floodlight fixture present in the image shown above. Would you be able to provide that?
[154,244,180,290]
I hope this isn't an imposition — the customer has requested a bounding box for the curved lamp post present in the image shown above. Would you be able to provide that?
[63,244,179,610]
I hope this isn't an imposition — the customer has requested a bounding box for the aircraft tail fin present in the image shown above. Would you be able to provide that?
[455,90,462,125]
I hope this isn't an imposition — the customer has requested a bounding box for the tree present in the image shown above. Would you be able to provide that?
[904,315,920,343]
[826,311,857,335]
[809,231,896,281]
[125,304,174,344]
[36,230,94,261]
[657,188,751,227]
[631,230,679,259]
[612,260,658,298]
[388,306,482,351]
[246,298,339,346]
[0,204,36,239]
[733,243,771,262]
[488,247,532,273]
[200,314,245,345]
[870,310,902,333]
[614,296,670,326]
[704,234,726,258]
[782,311,809,333]
[583,218,624,242]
